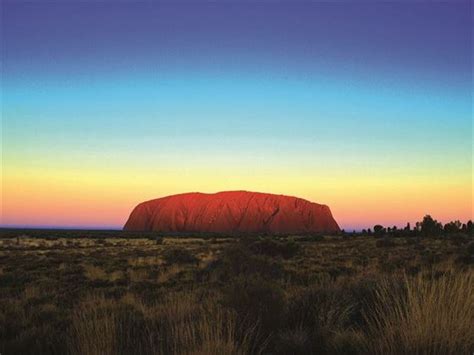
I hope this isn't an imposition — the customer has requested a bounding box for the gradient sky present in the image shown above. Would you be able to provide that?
[1,1,472,230]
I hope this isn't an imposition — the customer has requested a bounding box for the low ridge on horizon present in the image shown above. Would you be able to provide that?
[124,190,340,234]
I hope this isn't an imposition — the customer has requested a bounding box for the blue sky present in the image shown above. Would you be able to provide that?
[1,1,472,229]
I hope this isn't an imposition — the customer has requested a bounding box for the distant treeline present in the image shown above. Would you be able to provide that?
[0,229,236,240]
[0,215,472,239]
[0,229,305,240]
[343,215,473,238]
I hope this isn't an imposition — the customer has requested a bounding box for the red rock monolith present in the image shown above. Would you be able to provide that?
[124,191,340,234]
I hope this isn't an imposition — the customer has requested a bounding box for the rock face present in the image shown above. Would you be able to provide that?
[124,191,340,234]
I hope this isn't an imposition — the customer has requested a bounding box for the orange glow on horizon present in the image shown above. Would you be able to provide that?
[2,165,472,230]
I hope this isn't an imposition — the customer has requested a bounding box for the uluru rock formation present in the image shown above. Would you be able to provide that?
[124,191,340,234]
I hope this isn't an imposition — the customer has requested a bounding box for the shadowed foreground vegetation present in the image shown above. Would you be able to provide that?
[0,229,473,354]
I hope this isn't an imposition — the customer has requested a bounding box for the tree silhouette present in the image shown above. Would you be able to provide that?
[421,215,442,237]
[444,220,461,233]
[373,225,385,237]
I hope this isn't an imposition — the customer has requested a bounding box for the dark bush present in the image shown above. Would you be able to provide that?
[373,225,385,237]
[456,242,474,264]
[449,233,470,246]
[467,241,474,253]
[148,236,163,244]
[404,237,420,245]
[421,251,442,265]
[162,248,198,265]
[294,235,325,242]
[283,283,356,353]
[375,238,396,248]
[379,260,398,273]
[274,328,311,355]
[222,275,285,334]
[248,238,301,259]
[286,285,350,331]
[206,243,284,281]
[405,265,421,276]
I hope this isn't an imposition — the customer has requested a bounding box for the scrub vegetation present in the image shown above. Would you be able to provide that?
[0,222,473,354]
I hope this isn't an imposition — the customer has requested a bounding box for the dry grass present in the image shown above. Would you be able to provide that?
[198,251,217,269]
[127,267,150,282]
[157,264,184,283]
[1,233,472,354]
[168,307,260,355]
[23,284,41,300]
[67,291,261,355]
[364,270,474,354]
[83,264,108,281]
[158,293,261,354]
[68,295,118,355]
[128,256,163,267]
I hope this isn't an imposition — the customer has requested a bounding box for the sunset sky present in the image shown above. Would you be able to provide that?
[1,1,472,230]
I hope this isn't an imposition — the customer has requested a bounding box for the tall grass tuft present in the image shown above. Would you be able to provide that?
[67,291,262,355]
[68,295,118,355]
[364,270,474,354]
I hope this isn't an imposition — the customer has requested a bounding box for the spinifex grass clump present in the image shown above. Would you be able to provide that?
[68,292,262,355]
[365,270,474,354]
